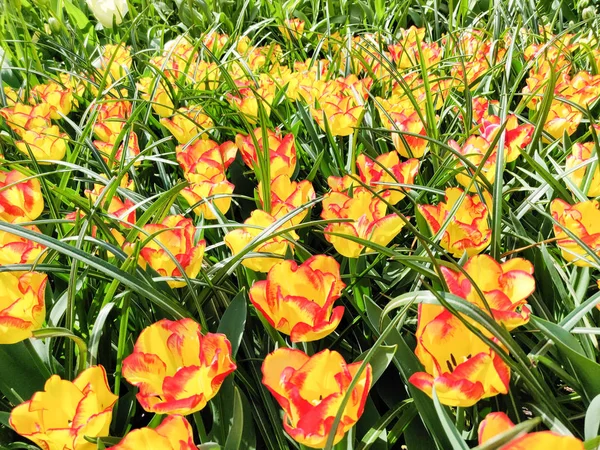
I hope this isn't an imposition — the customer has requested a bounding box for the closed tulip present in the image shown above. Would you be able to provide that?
[0,272,47,344]
[258,175,315,224]
[441,255,535,329]
[0,226,46,265]
[418,187,491,257]
[550,199,600,267]
[0,170,44,223]
[112,415,196,449]
[390,110,428,158]
[30,81,74,119]
[138,76,175,117]
[565,142,600,197]
[235,128,297,179]
[356,152,419,203]
[321,187,405,258]
[122,318,236,415]
[224,209,297,272]
[311,95,364,136]
[125,215,205,288]
[87,0,128,28]
[249,256,345,341]
[176,139,237,183]
[409,306,510,407]
[262,348,371,448]
[16,125,68,162]
[181,180,234,220]
[478,412,583,449]
[160,106,214,144]
[93,100,132,143]
[10,366,118,449]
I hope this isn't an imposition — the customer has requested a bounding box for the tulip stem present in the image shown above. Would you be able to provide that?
[193,411,209,443]
[31,327,88,374]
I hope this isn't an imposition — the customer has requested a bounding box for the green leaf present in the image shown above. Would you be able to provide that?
[0,341,50,405]
[63,0,90,29]
[356,345,397,385]
[586,395,600,441]
[224,387,244,450]
[431,388,469,450]
[217,290,247,358]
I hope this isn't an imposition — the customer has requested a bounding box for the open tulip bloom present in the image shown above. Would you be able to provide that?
[112,415,196,449]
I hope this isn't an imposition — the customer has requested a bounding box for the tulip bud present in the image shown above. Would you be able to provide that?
[86,0,128,28]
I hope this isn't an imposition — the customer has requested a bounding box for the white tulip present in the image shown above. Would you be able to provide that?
[86,0,128,28]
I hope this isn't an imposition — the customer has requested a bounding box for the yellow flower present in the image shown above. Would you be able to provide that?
[10,366,118,449]
[418,187,492,257]
[160,106,214,144]
[543,101,582,141]
[0,272,47,344]
[449,135,496,191]
[93,100,132,143]
[16,125,68,162]
[311,95,364,136]
[0,170,44,223]
[138,76,175,117]
[0,103,52,135]
[550,199,600,267]
[258,175,315,224]
[112,415,196,449]
[98,44,132,81]
[356,152,419,203]
[30,81,74,119]
[181,180,234,220]
[224,209,297,272]
[0,225,46,266]
[227,77,276,123]
[235,128,297,179]
[176,139,237,183]
[249,255,345,341]
[262,348,371,448]
[565,142,600,197]
[122,318,236,415]
[279,18,305,40]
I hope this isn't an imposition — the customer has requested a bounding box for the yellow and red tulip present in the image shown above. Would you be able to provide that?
[93,100,132,143]
[409,306,510,407]
[550,199,600,267]
[227,78,276,123]
[280,18,305,40]
[449,135,497,191]
[258,175,315,224]
[85,185,137,228]
[15,125,69,162]
[478,412,584,449]
[321,187,405,258]
[160,106,214,144]
[98,44,132,81]
[0,226,46,266]
[0,170,44,223]
[176,139,237,184]
[565,142,600,197]
[30,81,74,119]
[311,95,364,136]
[112,415,196,450]
[95,131,141,168]
[0,103,52,135]
[10,366,117,450]
[418,187,491,257]
[543,101,582,141]
[249,255,345,341]
[441,255,534,329]
[122,318,236,415]
[224,209,297,272]
[479,115,534,163]
[261,348,371,448]
[356,152,419,204]
[137,76,175,117]
[0,272,46,344]
[378,105,428,158]
[125,215,205,288]
[181,180,235,220]
[235,128,297,179]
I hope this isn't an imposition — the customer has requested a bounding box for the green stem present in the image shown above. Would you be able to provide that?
[32,327,88,374]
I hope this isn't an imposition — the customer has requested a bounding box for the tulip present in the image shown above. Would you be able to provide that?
[125,215,205,288]
[279,18,305,40]
[235,128,297,179]
[418,187,492,257]
[181,180,234,220]
[311,95,364,136]
[176,139,237,183]
[249,256,345,341]
[356,152,419,203]
[441,255,534,329]
[10,366,118,449]
[0,272,46,344]
[543,101,582,141]
[95,131,141,168]
[93,100,132,143]
[0,170,44,223]
[409,307,510,407]
[97,44,132,82]
[471,97,498,123]
[550,199,600,267]
[258,175,315,224]
[112,415,196,450]
[160,106,214,144]
[85,185,137,228]
[86,0,128,27]
[565,142,600,197]
[15,125,69,162]
[122,318,236,415]
[321,187,405,258]
[0,103,52,135]
[262,348,371,448]
[377,103,428,158]
[138,76,175,117]
[30,81,74,119]
[227,78,276,123]
[479,115,534,163]
[224,209,297,272]
[478,412,584,449]
[0,226,46,266]
[203,32,230,54]
[449,135,497,191]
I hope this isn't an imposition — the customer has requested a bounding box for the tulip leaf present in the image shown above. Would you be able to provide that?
[224,386,244,450]
[217,290,247,358]
[431,388,469,450]
[198,444,222,450]
[584,436,600,450]
[531,317,600,402]
[0,341,50,406]
[63,0,91,30]
[585,395,600,441]
[356,345,397,385]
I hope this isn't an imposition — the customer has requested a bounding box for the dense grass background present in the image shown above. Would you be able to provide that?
[2,0,600,448]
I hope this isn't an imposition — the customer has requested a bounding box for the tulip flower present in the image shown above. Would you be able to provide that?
[138,76,175,117]
[321,187,405,258]
[441,255,535,329]
[279,18,305,40]
[409,307,510,407]
[0,170,44,223]
[478,412,584,449]
[376,103,428,158]
[550,199,600,267]
[0,226,46,266]
[543,101,582,141]
[235,128,297,179]
[262,348,371,448]
[112,415,196,450]
[0,272,46,344]
[449,135,497,191]
[176,139,237,183]
[15,125,69,162]
[124,215,205,288]
[258,175,315,224]
[93,100,132,143]
[30,81,74,119]
[471,97,498,123]
[418,187,492,257]
[160,106,214,144]
[311,95,364,136]
[356,152,419,203]
[95,131,141,168]
[565,142,600,197]
[10,366,118,449]
[224,209,297,272]
[479,115,534,163]
[122,318,236,415]
[85,185,137,227]
[86,0,128,27]
[0,103,52,134]
[181,180,235,220]
[249,256,345,341]
[227,78,276,123]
